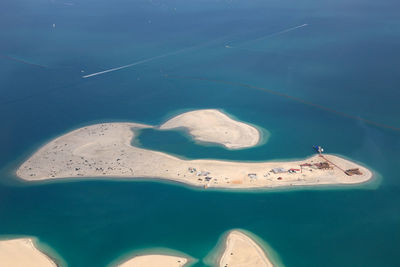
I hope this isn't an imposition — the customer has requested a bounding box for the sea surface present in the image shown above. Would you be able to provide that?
[0,0,400,266]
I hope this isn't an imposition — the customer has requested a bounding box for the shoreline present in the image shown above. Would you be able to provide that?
[214,108,270,150]
[219,230,274,267]
[204,229,281,267]
[228,230,283,267]
[116,254,189,267]
[108,247,195,267]
[0,237,60,267]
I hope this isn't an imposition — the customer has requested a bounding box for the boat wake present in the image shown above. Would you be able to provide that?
[82,35,232,79]
[82,49,187,78]
[227,23,308,50]
[0,54,48,68]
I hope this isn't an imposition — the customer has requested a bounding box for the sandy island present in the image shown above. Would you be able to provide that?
[160,109,260,149]
[220,230,273,267]
[17,109,372,189]
[0,232,272,267]
[117,254,187,267]
[0,238,57,267]
[115,230,273,267]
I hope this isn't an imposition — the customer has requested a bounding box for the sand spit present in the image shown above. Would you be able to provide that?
[117,254,187,267]
[0,238,57,267]
[220,230,273,267]
[160,109,260,149]
[17,114,372,189]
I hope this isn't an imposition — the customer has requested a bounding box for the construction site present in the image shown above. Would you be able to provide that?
[185,146,365,189]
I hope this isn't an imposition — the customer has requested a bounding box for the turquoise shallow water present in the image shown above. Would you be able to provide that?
[1,0,400,266]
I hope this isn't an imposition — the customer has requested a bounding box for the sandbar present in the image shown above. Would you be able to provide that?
[0,238,57,267]
[117,254,187,267]
[16,110,373,189]
[160,109,260,149]
[219,230,273,267]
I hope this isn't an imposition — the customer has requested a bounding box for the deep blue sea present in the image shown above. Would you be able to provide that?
[1,0,400,266]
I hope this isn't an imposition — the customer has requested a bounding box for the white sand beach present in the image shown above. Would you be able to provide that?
[0,238,57,267]
[115,230,273,267]
[160,109,260,149]
[17,110,373,189]
[220,230,273,267]
[117,254,187,267]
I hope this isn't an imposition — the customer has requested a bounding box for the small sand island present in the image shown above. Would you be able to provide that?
[117,254,187,267]
[0,238,57,267]
[115,230,274,267]
[160,109,260,149]
[220,230,273,267]
[17,109,373,189]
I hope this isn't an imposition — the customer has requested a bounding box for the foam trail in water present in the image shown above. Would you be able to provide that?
[0,54,48,68]
[229,24,308,49]
[82,49,186,78]
[82,35,233,79]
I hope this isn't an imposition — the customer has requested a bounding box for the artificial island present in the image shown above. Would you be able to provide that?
[0,229,275,266]
[17,109,372,188]
[115,229,275,267]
